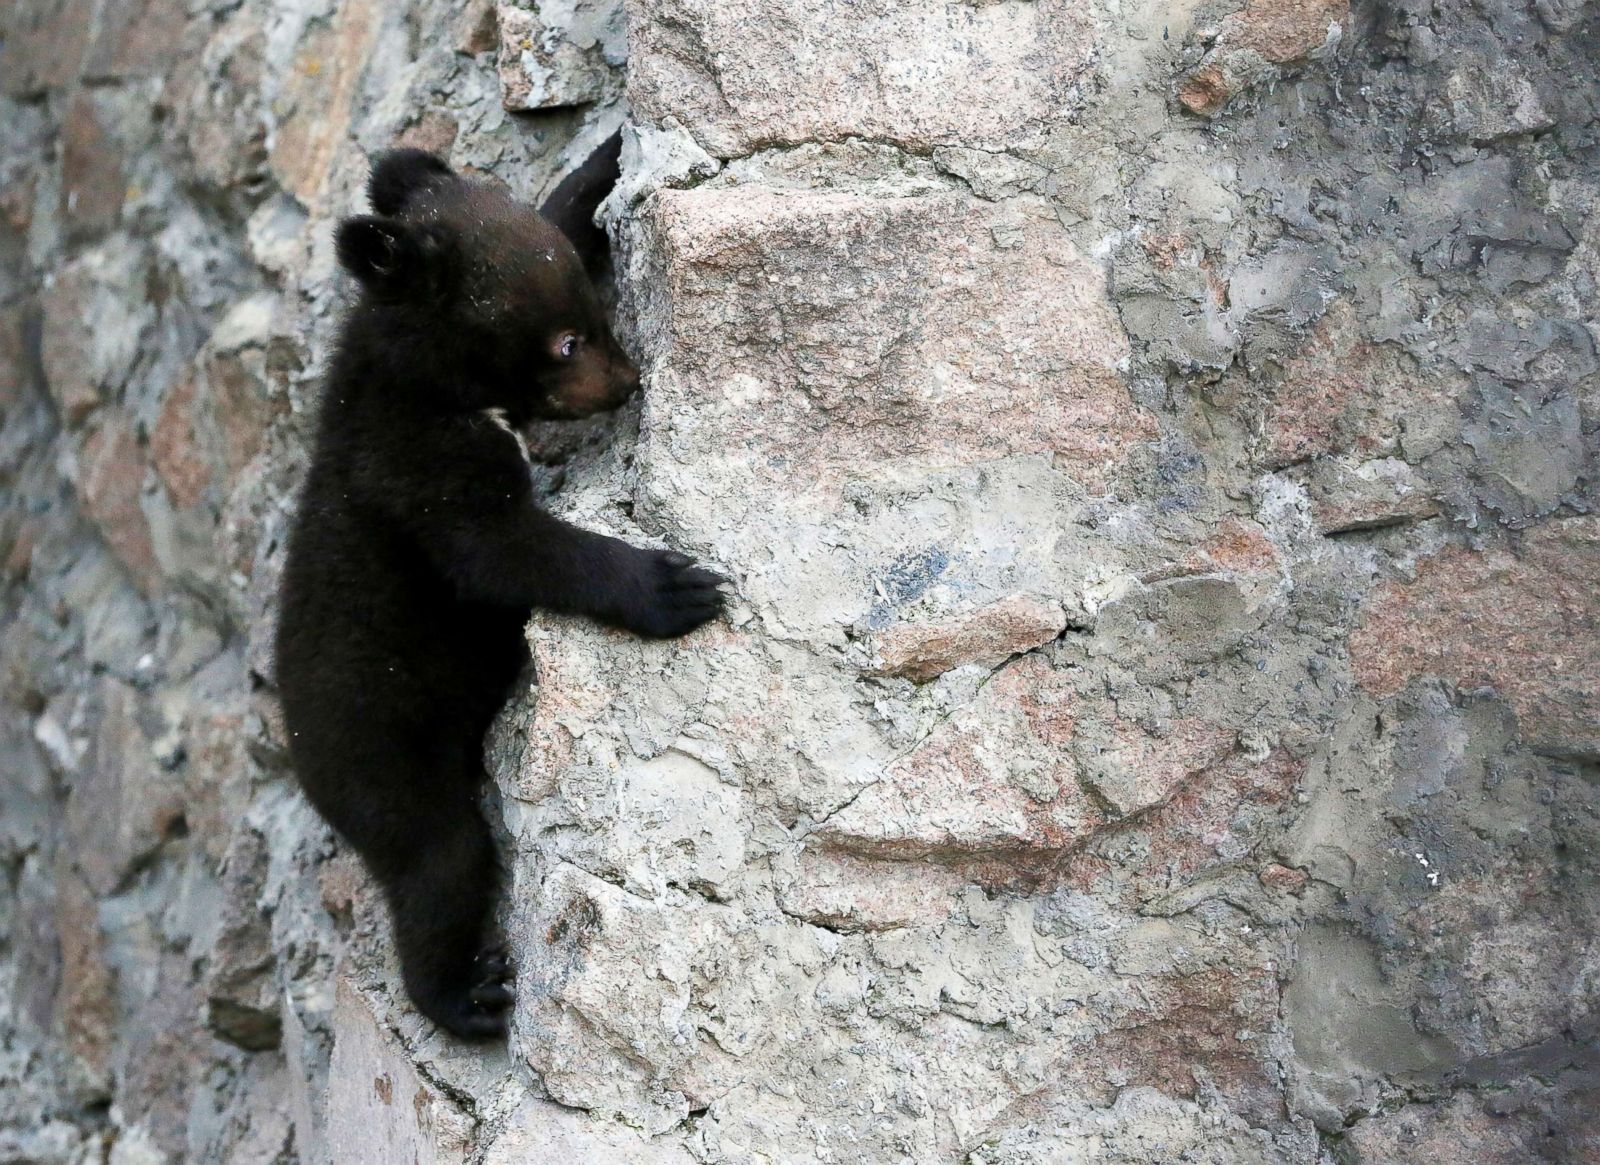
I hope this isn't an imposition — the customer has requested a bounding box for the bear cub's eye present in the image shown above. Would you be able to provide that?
[557,334,581,359]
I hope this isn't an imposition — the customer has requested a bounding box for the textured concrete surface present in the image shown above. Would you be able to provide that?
[1,0,1598,1161]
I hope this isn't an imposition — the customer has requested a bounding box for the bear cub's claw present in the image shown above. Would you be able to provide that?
[476,946,513,982]
[429,947,515,1040]
[620,549,727,639]
[440,1001,509,1040]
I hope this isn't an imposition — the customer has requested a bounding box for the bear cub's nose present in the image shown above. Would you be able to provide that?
[614,354,642,400]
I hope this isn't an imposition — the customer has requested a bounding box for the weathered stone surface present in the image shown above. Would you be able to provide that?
[60,680,184,899]
[165,8,268,194]
[1283,676,1600,1135]
[1258,300,1448,469]
[497,0,624,110]
[866,594,1067,682]
[1296,455,1439,534]
[483,1096,698,1164]
[1344,1088,1598,1164]
[637,183,1150,492]
[83,0,186,81]
[59,94,125,240]
[1067,749,1305,909]
[150,371,209,510]
[326,980,475,1165]
[0,0,99,97]
[1143,518,1283,586]
[1057,964,1285,1127]
[1438,60,1556,143]
[0,304,36,413]
[204,828,281,1051]
[816,654,1238,867]
[455,0,499,55]
[1078,714,1238,819]
[1177,65,1235,120]
[1349,518,1600,757]
[1179,0,1347,117]
[51,864,116,1088]
[1287,924,1456,1125]
[1461,373,1583,525]
[111,950,214,1156]
[39,244,149,427]
[818,656,1094,862]
[77,413,158,590]
[554,748,748,899]
[1258,862,1307,893]
[267,0,383,208]
[513,861,1219,1159]
[149,295,285,520]
[1222,0,1349,64]
[626,0,1099,155]
[773,848,967,932]
[970,1087,1293,1164]
[5,0,1598,1158]
[605,121,720,210]
[395,110,460,157]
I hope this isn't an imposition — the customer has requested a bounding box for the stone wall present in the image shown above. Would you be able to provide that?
[1,0,1596,1162]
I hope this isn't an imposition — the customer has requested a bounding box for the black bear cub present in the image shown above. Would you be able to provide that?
[275,150,724,1039]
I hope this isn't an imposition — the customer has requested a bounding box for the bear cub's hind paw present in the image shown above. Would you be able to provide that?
[424,948,515,1040]
[619,550,727,640]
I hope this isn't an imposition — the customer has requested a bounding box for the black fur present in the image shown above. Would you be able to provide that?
[275,152,724,1039]
[366,147,453,216]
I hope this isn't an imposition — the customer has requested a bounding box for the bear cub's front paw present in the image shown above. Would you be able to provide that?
[618,549,726,639]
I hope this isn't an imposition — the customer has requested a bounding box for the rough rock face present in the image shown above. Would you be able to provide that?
[2,0,1598,1163]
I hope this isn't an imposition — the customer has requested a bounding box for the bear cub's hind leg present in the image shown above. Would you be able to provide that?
[375,791,510,1039]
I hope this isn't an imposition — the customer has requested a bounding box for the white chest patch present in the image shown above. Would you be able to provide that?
[481,407,533,470]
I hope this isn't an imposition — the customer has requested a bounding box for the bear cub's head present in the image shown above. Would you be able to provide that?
[335,149,639,422]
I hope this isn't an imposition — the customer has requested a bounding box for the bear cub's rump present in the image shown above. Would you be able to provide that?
[275,150,724,1039]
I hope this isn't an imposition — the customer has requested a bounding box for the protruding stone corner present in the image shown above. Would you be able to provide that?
[600,120,722,221]
[480,1094,699,1164]
[326,978,475,1165]
[862,594,1070,683]
[496,0,628,112]
[1141,517,1286,586]
[203,826,283,1052]
[1294,455,1440,535]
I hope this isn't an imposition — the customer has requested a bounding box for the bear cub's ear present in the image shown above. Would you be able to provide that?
[367,148,454,217]
[335,216,455,300]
